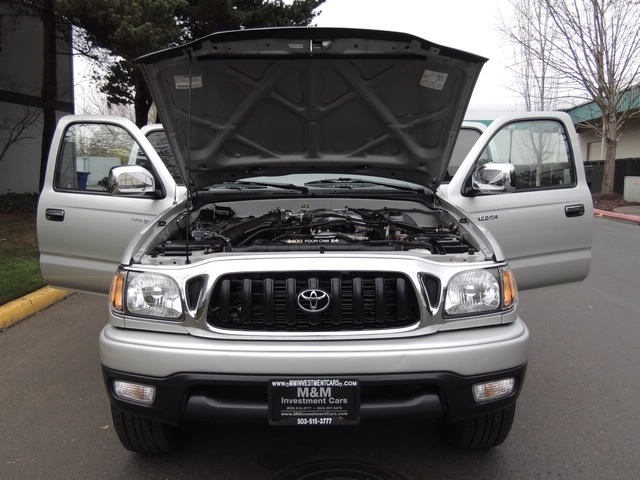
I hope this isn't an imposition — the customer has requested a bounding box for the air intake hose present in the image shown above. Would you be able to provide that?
[221,211,284,243]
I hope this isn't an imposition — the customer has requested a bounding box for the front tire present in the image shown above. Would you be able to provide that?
[111,404,181,454]
[437,403,516,449]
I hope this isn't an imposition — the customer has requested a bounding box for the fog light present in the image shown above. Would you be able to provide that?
[113,380,155,404]
[472,378,515,402]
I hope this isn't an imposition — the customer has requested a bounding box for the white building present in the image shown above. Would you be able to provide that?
[566,100,640,194]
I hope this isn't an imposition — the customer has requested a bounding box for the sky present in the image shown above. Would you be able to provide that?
[312,0,520,112]
[75,0,521,116]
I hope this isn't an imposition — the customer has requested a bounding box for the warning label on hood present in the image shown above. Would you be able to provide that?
[420,70,448,90]
[174,75,203,89]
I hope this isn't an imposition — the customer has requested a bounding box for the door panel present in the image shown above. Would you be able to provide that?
[37,116,182,294]
[444,112,592,290]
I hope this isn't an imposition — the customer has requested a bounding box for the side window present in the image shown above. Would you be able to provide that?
[475,120,575,191]
[55,123,148,192]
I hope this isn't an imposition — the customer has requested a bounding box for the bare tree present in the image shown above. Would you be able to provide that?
[75,70,157,124]
[498,0,562,111]
[0,107,41,162]
[498,2,564,187]
[501,0,640,193]
[0,73,42,163]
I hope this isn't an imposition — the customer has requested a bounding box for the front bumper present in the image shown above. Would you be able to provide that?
[99,318,529,425]
[103,367,527,426]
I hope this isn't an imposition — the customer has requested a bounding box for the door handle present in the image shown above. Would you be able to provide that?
[45,208,65,222]
[565,204,585,217]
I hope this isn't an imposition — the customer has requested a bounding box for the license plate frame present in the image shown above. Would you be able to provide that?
[268,378,360,426]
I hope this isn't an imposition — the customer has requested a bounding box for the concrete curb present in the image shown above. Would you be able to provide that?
[594,209,640,223]
[0,286,72,331]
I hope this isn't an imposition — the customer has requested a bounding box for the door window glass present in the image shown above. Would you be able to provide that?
[55,123,146,192]
[475,120,575,190]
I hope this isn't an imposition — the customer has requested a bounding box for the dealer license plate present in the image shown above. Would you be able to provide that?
[268,378,360,426]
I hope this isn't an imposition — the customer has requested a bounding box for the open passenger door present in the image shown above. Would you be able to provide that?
[37,116,184,295]
[443,112,592,290]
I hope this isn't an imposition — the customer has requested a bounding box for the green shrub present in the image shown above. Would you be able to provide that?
[0,194,43,305]
[0,192,39,213]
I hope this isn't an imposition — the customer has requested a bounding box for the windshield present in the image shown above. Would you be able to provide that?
[442,126,484,182]
[145,130,184,186]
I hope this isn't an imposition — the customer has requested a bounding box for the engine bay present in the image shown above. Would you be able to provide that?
[149,204,476,257]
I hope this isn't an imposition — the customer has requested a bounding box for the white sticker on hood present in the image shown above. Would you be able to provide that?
[174,75,203,89]
[420,70,448,90]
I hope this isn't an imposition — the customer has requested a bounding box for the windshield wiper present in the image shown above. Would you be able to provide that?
[208,181,308,193]
[305,177,427,193]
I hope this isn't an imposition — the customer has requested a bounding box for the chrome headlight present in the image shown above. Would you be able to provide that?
[444,267,516,316]
[124,271,182,319]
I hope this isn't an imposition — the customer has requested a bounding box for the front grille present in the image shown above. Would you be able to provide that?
[207,271,421,332]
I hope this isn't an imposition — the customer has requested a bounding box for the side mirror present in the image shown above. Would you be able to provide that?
[108,165,156,195]
[471,163,516,193]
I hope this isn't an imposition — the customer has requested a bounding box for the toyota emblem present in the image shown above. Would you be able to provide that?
[297,289,330,313]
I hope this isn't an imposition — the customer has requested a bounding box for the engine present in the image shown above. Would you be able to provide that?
[151,205,474,256]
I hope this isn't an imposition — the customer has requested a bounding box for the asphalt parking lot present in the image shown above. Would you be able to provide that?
[1,217,639,479]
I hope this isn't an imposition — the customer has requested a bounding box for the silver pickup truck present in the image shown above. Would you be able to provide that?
[37,27,592,454]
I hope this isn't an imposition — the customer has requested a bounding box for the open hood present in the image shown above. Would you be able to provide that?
[137,27,486,190]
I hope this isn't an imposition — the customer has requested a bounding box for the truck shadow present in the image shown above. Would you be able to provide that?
[122,417,504,480]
